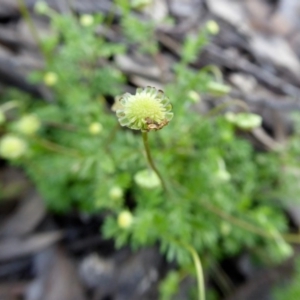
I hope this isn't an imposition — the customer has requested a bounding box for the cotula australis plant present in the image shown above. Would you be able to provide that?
[0,3,297,299]
[114,86,205,299]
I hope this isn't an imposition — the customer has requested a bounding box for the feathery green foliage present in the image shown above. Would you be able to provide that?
[0,4,297,299]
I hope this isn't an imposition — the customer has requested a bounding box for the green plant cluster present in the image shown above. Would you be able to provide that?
[0,5,296,299]
[108,0,159,55]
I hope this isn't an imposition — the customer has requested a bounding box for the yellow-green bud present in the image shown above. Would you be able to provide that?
[43,72,58,86]
[206,20,220,35]
[88,122,103,135]
[117,211,133,229]
[134,169,161,189]
[34,1,49,14]
[0,135,27,159]
[109,186,123,200]
[80,14,94,27]
[116,86,173,132]
[16,115,40,136]
[188,90,201,103]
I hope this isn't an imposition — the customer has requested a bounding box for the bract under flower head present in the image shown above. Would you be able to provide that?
[116,87,173,132]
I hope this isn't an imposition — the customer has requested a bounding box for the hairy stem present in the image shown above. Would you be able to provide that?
[142,131,167,193]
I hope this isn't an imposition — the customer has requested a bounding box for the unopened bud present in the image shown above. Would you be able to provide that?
[117,211,133,229]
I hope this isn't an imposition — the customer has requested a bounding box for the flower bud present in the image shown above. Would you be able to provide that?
[34,1,49,15]
[80,14,94,27]
[188,90,201,103]
[0,135,27,159]
[206,20,220,35]
[117,211,133,229]
[43,72,58,86]
[88,122,103,135]
[109,186,123,200]
[16,115,40,136]
[134,169,161,189]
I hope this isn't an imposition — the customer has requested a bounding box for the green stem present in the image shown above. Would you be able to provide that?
[200,64,223,83]
[205,99,249,118]
[17,0,46,60]
[184,243,206,300]
[33,137,82,158]
[202,201,300,244]
[142,131,167,193]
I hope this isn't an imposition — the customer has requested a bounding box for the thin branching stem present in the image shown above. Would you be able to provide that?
[33,138,82,158]
[202,201,300,244]
[142,131,168,193]
[17,0,46,60]
[205,99,249,118]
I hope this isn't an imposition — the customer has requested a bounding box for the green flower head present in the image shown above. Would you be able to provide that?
[115,87,173,132]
